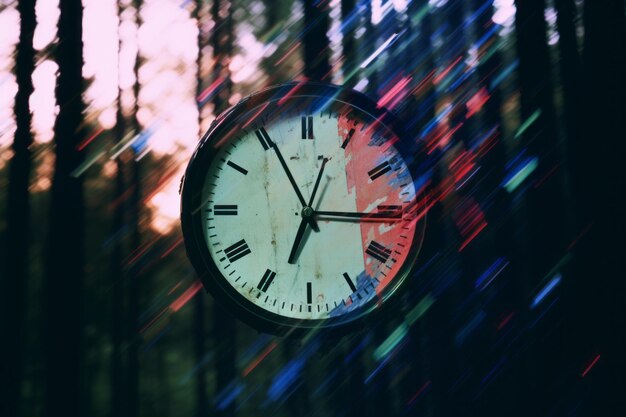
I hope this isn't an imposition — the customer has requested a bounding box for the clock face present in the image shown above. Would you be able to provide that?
[181,82,426,334]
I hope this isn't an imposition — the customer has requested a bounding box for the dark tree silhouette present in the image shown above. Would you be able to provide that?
[110,1,129,416]
[571,1,626,413]
[126,2,144,417]
[210,1,237,416]
[340,0,358,88]
[43,1,86,416]
[1,1,35,417]
[303,0,331,80]
[194,1,209,416]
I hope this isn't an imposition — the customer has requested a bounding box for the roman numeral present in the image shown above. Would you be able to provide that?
[341,128,355,149]
[306,282,312,304]
[227,160,248,175]
[366,240,391,263]
[301,116,314,139]
[343,272,357,293]
[257,269,276,293]
[255,127,273,150]
[214,205,237,215]
[368,161,392,181]
[224,239,251,263]
[377,205,403,218]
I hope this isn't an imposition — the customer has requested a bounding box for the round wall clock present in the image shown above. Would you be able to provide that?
[180,82,426,335]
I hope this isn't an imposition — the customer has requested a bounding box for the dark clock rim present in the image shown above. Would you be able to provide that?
[180,81,427,337]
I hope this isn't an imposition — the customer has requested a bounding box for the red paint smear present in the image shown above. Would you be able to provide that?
[77,126,105,151]
[339,115,417,297]
[406,380,431,405]
[581,354,601,377]
[242,342,278,377]
[170,280,203,312]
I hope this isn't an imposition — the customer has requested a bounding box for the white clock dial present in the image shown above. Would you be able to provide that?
[200,110,417,320]
[181,83,426,334]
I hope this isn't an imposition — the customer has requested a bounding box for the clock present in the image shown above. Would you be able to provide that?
[180,82,426,335]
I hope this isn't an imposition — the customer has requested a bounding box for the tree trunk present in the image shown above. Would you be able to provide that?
[194,1,209,415]
[43,1,86,416]
[340,0,358,87]
[126,2,143,417]
[303,0,331,81]
[573,1,626,413]
[1,1,35,416]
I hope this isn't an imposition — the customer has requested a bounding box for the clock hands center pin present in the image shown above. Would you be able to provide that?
[288,157,329,264]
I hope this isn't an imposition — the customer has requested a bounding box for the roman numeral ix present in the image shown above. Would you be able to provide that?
[366,240,391,263]
[224,239,251,263]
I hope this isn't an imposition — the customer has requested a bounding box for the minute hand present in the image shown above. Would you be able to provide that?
[315,210,403,220]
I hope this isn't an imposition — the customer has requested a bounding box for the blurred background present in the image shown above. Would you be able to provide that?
[0,0,624,416]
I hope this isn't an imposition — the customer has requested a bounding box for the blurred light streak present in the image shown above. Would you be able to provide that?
[274,41,301,66]
[360,32,401,69]
[496,311,515,331]
[344,333,372,364]
[71,149,106,178]
[533,163,559,189]
[216,382,244,410]
[197,77,224,103]
[364,345,398,384]
[406,380,431,405]
[481,356,507,384]
[466,87,490,118]
[373,322,408,361]
[433,55,462,84]
[76,126,105,151]
[406,294,435,325]
[581,354,601,377]
[530,274,561,310]
[160,236,183,259]
[529,296,559,328]
[455,310,486,346]
[242,342,278,377]
[169,280,203,312]
[502,156,538,192]
[475,257,509,290]
[567,222,593,250]
[514,109,541,139]
[489,59,518,89]
[377,75,412,109]
[267,357,306,401]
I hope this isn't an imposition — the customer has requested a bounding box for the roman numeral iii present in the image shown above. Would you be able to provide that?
[366,240,391,263]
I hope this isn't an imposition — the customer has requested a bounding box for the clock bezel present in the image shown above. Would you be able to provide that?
[180,81,426,336]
